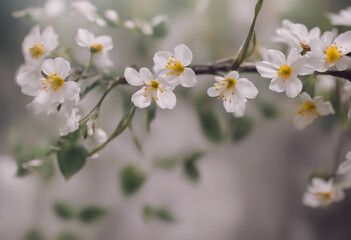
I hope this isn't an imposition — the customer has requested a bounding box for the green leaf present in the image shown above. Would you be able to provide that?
[146,103,157,132]
[112,106,136,139]
[24,229,44,240]
[183,151,204,182]
[120,164,147,196]
[259,102,280,119]
[143,205,176,223]
[53,202,75,220]
[195,98,223,143]
[57,145,88,180]
[229,116,255,141]
[56,231,80,240]
[78,206,108,224]
[56,128,82,151]
[233,0,264,69]
[153,157,178,170]
[152,16,169,38]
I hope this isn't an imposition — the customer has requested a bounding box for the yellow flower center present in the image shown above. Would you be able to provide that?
[299,42,311,52]
[166,56,185,76]
[226,78,237,89]
[150,80,159,89]
[29,43,45,58]
[314,191,332,203]
[42,73,65,91]
[277,65,292,80]
[297,101,320,118]
[325,45,341,63]
[90,43,104,54]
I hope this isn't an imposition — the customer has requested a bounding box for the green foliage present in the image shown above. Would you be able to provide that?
[229,116,255,141]
[183,151,204,182]
[195,97,223,143]
[152,18,169,38]
[24,229,44,240]
[233,0,263,68]
[57,145,88,180]
[53,202,75,220]
[112,106,136,139]
[78,206,108,224]
[146,103,157,132]
[120,164,147,196]
[259,102,280,119]
[56,231,80,240]
[56,128,82,151]
[143,205,176,223]
[153,157,178,170]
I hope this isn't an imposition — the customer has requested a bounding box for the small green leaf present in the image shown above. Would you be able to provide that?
[259,102,280,119]
[57,145,88,180]
[78,206,108,224]
[154,157,178,170]
[183,151,204,182]
[146,103,157,132]
[230,116,255,141]
[56,128,82,151]
[233,0,264,68]
[24,229,44,240]
[120,164,147,196]
[196,102,223,143]
[53,202,75,220]
[143,205,176,223]
[56,231,80,240]
[112,106,136,138]
[152,16,169,38]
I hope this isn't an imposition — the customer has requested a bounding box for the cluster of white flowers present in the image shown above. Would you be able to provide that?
[303,152,351,208]
[16,25,111,142]
[257,18,351,130]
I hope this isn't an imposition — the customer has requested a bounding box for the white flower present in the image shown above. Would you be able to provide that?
[233,103,246,118]
[71,1,106,26]
[16,64,43,96]
[303,177,344,208]
[105,9,119,23]
[256,48,315,98]
[75,28,114,68]
[85,120,108,159]
[13,0,65,21]
[59,108,80,136]
[124,67,176,109]
[336,152,351,189]
[307,31,351,72]
[22,25,58,64]
[293,92,335,130]
[33,57,80,115]
[153,44,197,88]
[327,7,351,27]
[207,71,258,113]
[276,19,321,53]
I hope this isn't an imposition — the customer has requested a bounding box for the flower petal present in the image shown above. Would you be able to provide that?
[158,88,176,109]
[131,88,151,108]
[174,44,193,66]
[286,77,302,98]
[236,78,258,99]
[153,51,172,73]
[256,62,278,78]
[76,28,94,48]
[124,67,144,86]
[266,49,286,67]
[179,68,196,87]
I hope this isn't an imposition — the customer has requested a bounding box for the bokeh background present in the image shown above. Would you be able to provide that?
[1,0,351,239]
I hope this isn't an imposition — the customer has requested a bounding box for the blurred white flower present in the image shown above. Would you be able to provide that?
[256,48,314,98]
[75,28,114,68]
[16,64,43,96]
[22,25,59,64]
[337,152,351,189]
[71,1,106,26]
[233,103,246,118]
[59,108,80,136]
[303,177,344,208]
[315,75,336,94]
[153,44,197,88]
[307,31,351,72]
[33,57,80,115]
[125,67,176,109]
[85,121,108,159]
[207,71,258,113]
[13,0,65,21]
[105,9,119,23]
[293,92,334,130]
[276,19,321,53]
[327,7,351,27]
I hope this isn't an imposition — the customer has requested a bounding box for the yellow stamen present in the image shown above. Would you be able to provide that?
[29,43,45,58]
[90,43,104,54]
[43,73,65,91]
[325,45,341,63]
[314,191,332,203]
[277,65,292,81]
[165,59,184,76]
[225,78,237,89]
[297,101,320,121]
[150,80,159,89]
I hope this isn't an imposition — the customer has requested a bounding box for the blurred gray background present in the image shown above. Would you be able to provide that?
[1,0,351,239]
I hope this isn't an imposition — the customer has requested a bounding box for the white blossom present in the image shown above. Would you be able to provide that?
[293,92,335,130]
[13,0,65,21]
[276,19,321,53]
[327,7,351,27]
[75,28,114,68]
[124,67,176,109]
[85,120,108,159]
[105,9,119,23]
[303,177,344,208]
[16,64,43,96]
[153,44,197,88]
[337,152,351,189]
[33,57,80,115]
[256,48,315,98]
[307,31,351,72]
[207,71,258,113]
[22,25,59,64]
[59,108,80,136]
[71,1,106,26]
